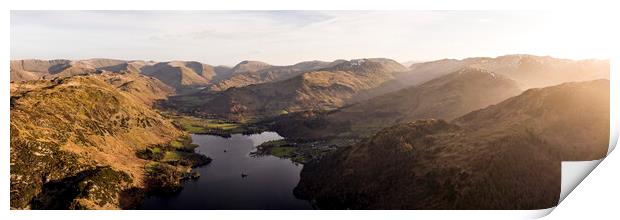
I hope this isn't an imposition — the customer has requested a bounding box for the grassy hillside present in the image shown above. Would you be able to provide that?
[10,75,188,209]
[98,72,174,106]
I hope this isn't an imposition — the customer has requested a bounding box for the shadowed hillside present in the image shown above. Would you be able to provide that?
[294,79,609,209]
[270,68,522,141]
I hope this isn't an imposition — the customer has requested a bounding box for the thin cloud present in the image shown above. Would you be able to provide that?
[10,11,611,66]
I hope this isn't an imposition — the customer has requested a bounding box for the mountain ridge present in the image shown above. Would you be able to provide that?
[294,79,610,209]
[269,67,522,141]
[162,58,408,120]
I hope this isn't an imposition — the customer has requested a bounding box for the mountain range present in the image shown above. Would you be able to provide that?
[269,68,522,141]
[9,54,610,210]
[404,54,609,89]
[11,54,607,97]
[163,58,408,121]
[294,79,610,209]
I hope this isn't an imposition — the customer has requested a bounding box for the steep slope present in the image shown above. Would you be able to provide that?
[293,60,338,71]
[270,68,521,140]
[97,60,229,90]
[10,68,40,82]
[10,59,72,81]
[97,72,175,106]
[403,55,609,89]
[295,79,609,209]
[10,75,183,209]
[10,59,131,82]
[164,58,408,121]
[210,65,234,82]
[209,60,338,91]
[139,61,212,89]
[98,60,153,73]
[229,60,272,74]
[321,58,406,74]
[72,58,127,69]
[10,59,228,93]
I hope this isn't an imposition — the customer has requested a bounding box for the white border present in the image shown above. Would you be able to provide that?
[2,1,619,219]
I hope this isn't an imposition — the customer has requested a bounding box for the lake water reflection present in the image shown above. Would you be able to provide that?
[140,132,312,210]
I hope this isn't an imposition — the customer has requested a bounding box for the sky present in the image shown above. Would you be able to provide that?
[10,11,612,66]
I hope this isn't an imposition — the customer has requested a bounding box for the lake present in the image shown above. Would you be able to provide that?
[139,132,312,209]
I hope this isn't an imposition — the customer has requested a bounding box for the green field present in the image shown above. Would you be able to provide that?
[171,115,246,134]
[270,146,296,158]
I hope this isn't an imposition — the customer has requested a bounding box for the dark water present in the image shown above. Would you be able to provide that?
[140,132,312,209]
